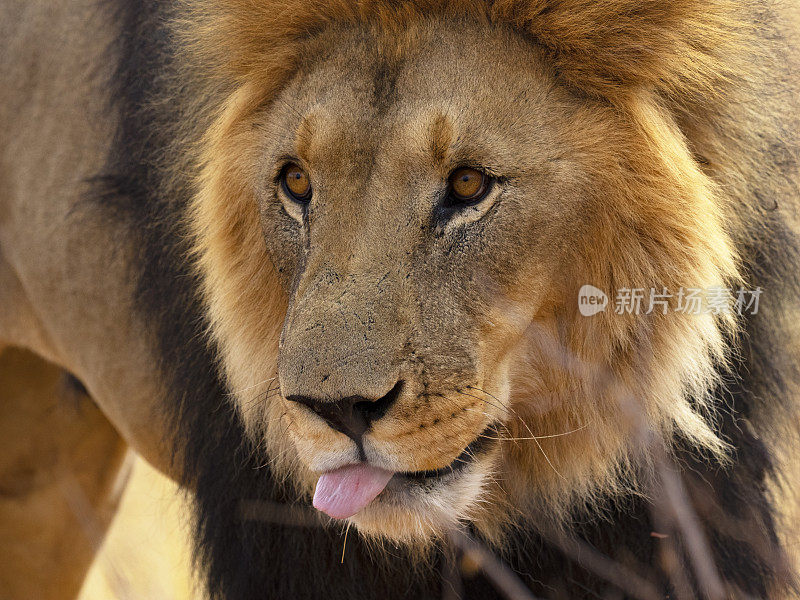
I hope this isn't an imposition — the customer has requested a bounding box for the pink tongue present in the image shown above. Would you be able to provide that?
[313,463,394,519]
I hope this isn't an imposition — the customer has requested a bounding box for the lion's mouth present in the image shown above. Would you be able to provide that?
[313,424,498,519]
[395,423,498,482]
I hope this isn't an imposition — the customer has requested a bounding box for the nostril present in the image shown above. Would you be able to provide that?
[353,380,403,424]
[286,380,404,442]
[287,395,368,441]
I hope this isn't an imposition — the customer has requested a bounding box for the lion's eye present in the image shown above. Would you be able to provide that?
[282,163,312,203]
[447,167,490,205]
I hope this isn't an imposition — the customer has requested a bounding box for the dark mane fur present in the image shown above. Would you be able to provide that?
[92,0,800,598]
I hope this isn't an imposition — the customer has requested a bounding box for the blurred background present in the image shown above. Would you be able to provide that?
[78,456,194,600]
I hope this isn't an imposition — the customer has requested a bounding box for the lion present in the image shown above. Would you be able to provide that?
[1,0,799,598]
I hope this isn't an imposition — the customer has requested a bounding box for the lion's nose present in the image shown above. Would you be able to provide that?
[287,381,403,442]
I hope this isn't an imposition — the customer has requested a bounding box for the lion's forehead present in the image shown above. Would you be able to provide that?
[275,22,577,173]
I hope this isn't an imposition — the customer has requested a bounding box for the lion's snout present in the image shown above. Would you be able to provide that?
[278,267,409,398]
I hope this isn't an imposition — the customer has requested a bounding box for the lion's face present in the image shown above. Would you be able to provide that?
[199,18,737,542]
[256,23,590,536]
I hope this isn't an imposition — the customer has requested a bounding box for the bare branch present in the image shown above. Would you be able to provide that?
[446,529,544,600]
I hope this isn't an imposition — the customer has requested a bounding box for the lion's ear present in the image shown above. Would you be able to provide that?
[493,0,751,100]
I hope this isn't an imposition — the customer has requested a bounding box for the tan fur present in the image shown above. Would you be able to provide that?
[1,2,183,595]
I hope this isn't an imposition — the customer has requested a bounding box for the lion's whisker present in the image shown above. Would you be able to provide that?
[341,521,352,564]
[483,423,590,442]
[461,407,501,422]
[242,386,283,408]
[227,375,278,397]
[531,435,568,482]
[467,385,513,410]
[458,390,520,420]
[465,386,570,481]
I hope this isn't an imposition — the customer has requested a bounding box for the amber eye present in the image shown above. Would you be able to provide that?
[447,167,490,205]
[282,163,312,203]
